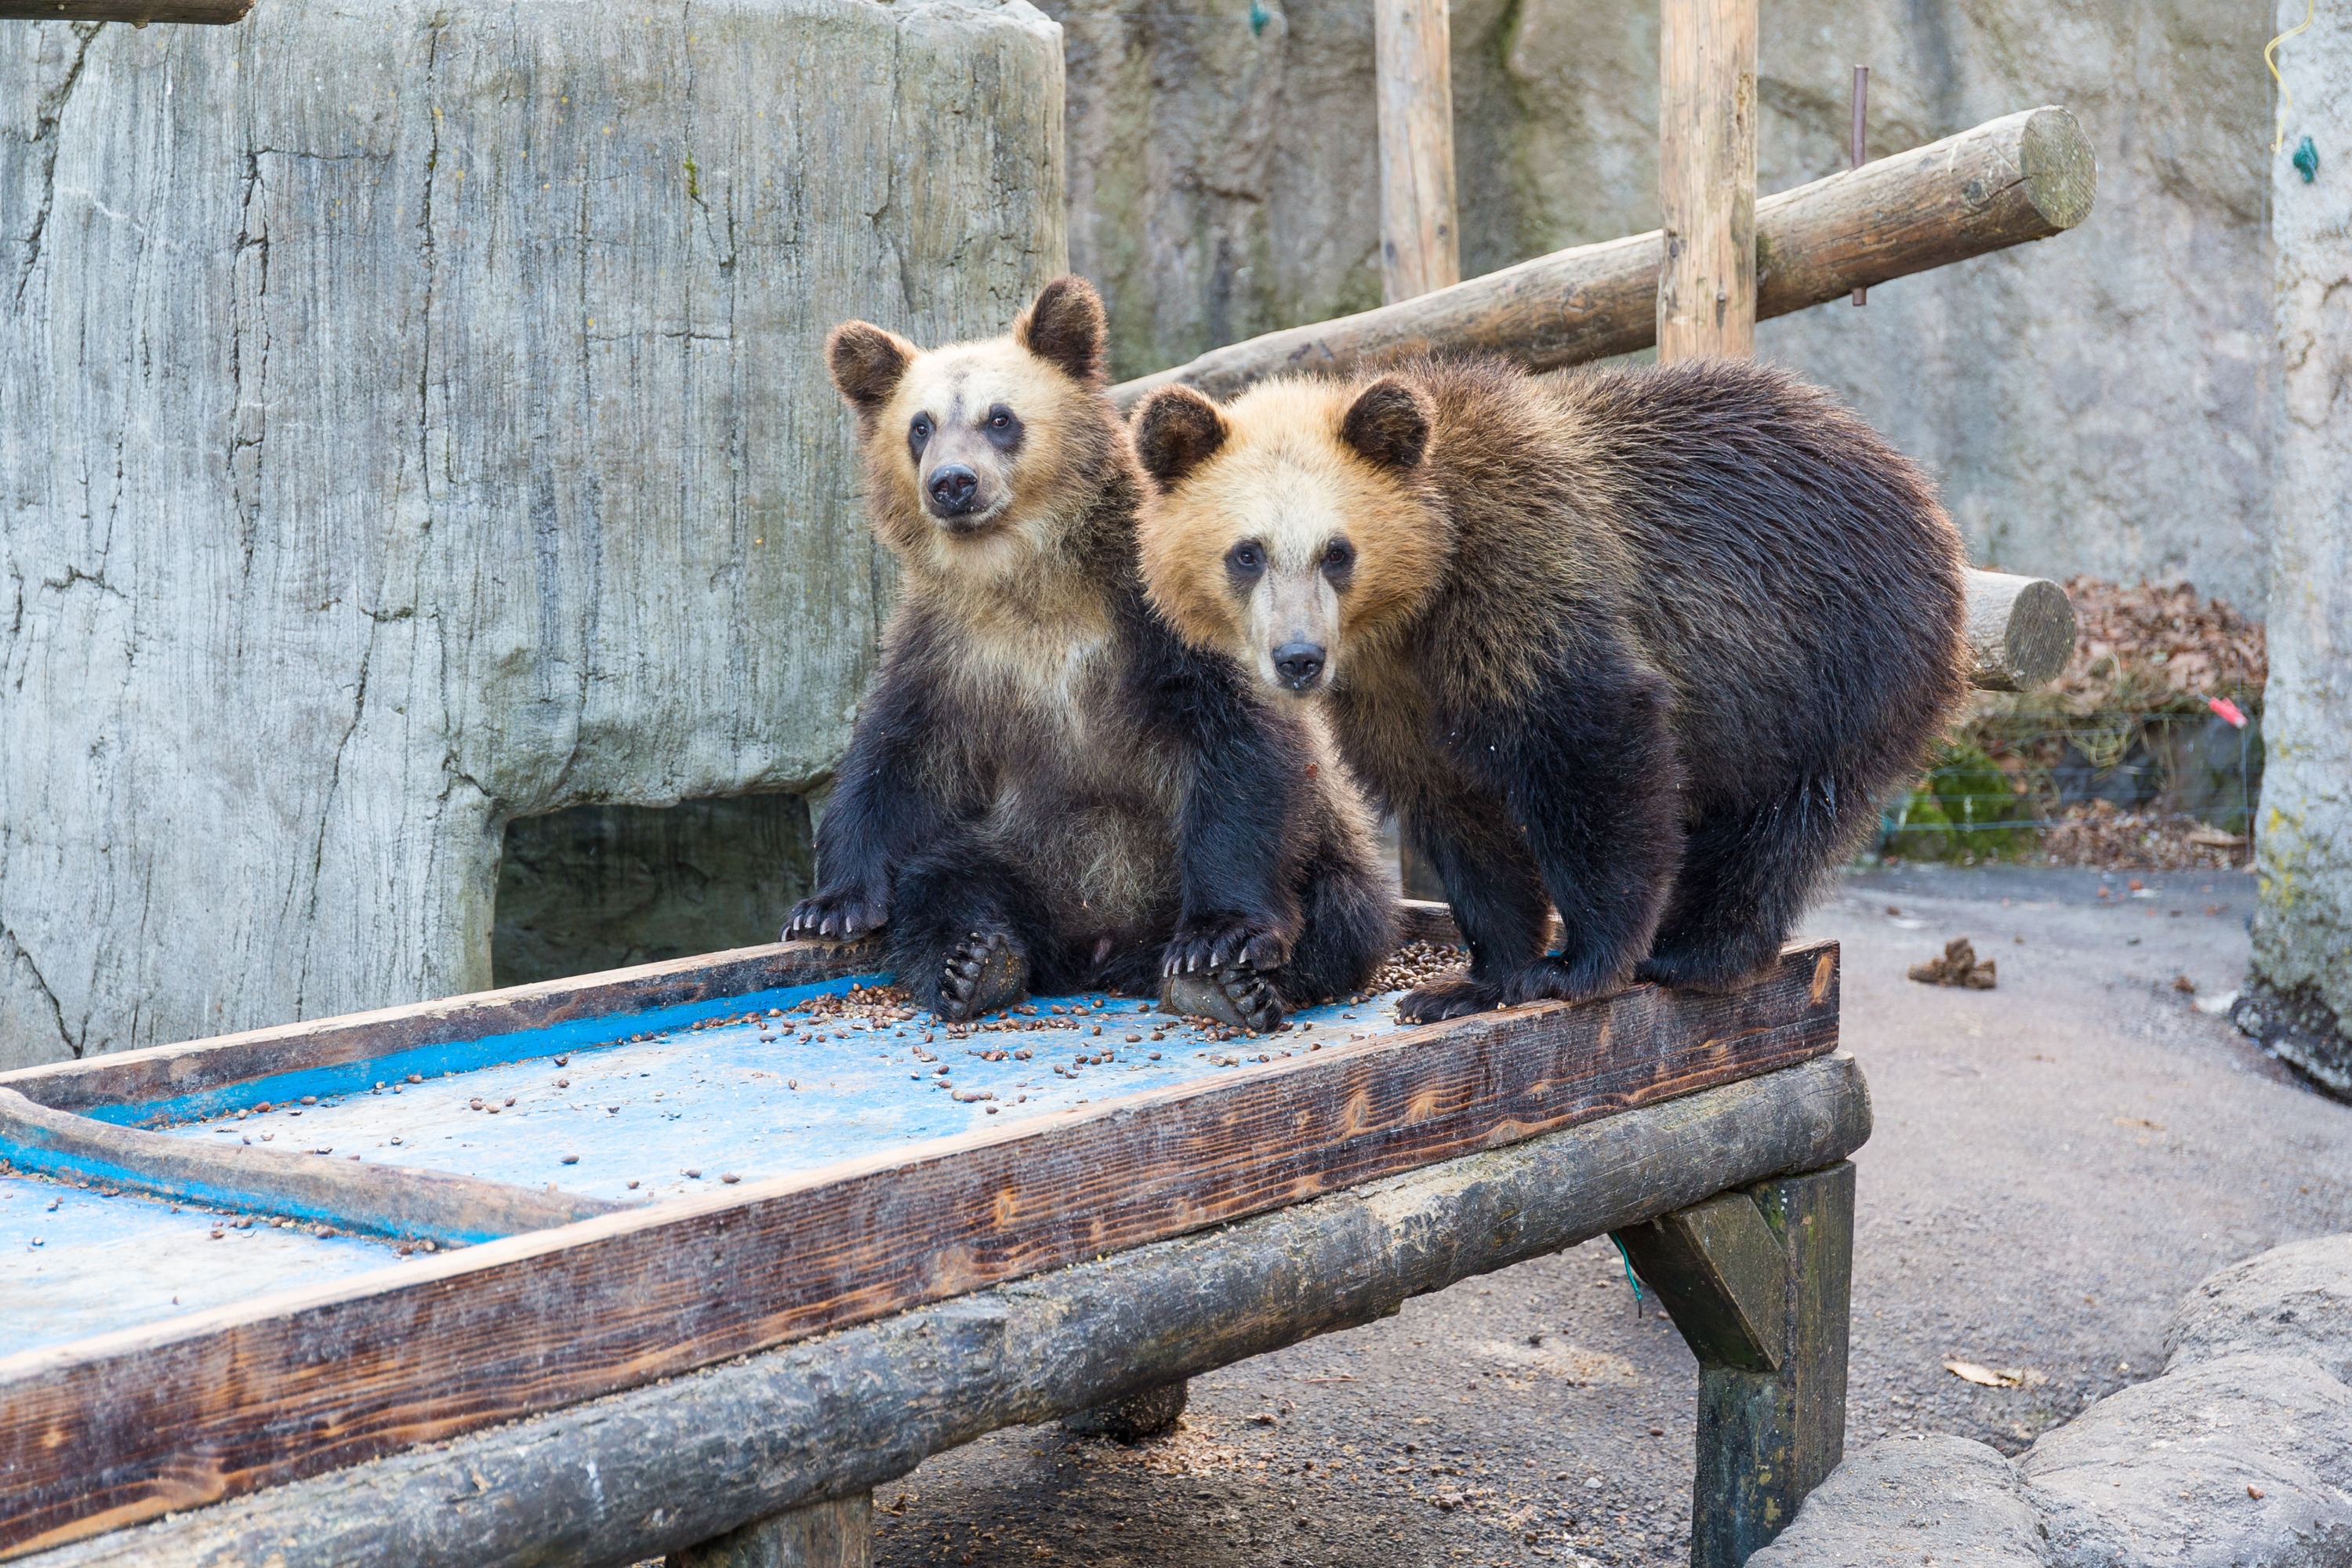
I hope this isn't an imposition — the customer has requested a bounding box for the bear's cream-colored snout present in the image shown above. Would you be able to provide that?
[916,421,1014,534]
[1250,560,1343,695]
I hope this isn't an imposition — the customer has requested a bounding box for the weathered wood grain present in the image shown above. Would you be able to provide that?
[1681,1164,1854,1566]
[0,1,250,16]
[1373,0,1458,303]
[1617,1188,1788,1373]
[0,1088,626,1244]
[16,1054,1870,1568]
[1965,568,2078,691]
[0,942,1838,1555]
[1657,0,1757,360]
[0,940,874,1117]
[1109,107,2096,410]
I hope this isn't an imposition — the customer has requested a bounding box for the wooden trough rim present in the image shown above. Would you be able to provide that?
[0,903,1470,1119]
[0,929,1835,1558]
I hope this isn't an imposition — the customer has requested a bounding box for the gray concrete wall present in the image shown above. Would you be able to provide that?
[2248,0,2352,1078]
[1050,0,2277,612]
[0,0,1066,1068]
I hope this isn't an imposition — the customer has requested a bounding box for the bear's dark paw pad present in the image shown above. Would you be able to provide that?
[1160,967,1286,1035]
[1396,974,1504,1024]
[783,884,887,944]
[1161,916,1293,980]
[935,929,1028,1022]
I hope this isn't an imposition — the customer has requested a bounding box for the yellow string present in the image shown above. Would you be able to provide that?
[2269,0,2316,154]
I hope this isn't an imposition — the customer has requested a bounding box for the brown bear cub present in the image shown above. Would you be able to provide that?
[1132,357,1966,1022]
[785,278,1392,1030]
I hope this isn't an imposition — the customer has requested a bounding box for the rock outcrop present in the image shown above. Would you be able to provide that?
[0,0,1065,1067]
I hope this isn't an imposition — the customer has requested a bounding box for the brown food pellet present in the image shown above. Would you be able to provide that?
[720,1172,741,1184]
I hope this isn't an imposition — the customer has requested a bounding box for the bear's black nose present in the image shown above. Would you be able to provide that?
[1273,642,1326,691]
[928,464,981,515]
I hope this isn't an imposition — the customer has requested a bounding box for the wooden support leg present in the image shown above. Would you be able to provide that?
[1062,1376,1191,1442]
[1616,1161,1853,1568]
[666,1493,873,1568]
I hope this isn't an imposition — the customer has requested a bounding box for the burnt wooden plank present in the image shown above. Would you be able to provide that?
[0,942,1837,1556]
[0,942,876,1117]
[20,1054,1870,1568]
[0,1090,627,1245]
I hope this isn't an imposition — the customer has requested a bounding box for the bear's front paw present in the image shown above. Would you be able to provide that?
[782,883,888,944]
[1497,954,1628,1007]
[1395,973,1504,1023]
[1161,915,1293,980]
[935,927,1029,1022]
[1161,964,1287,1035]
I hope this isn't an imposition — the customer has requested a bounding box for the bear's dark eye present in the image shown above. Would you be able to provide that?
[908,414,932,458]
[1225,541,1265,587]
[984,403,1024,452]
[1321,538,1356,579]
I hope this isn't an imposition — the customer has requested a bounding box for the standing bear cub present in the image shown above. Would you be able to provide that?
[1132,357,1966,1022]
[785,278,1392,1030]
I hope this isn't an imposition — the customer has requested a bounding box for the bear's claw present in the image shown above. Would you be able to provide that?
[1161,916,1291,980]
[935,928,1028,1022]
[783,883,888,944]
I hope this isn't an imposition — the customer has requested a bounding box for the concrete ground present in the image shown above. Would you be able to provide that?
[870,867,2352,1567]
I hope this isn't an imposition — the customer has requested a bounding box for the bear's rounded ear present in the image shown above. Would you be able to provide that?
[1340,376,1431,470]
[1016,275,1109,388]
[827,321,916,419]
[1132,386,1229,491]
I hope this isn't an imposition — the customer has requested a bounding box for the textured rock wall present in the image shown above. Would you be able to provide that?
[0,0,1066,1068]
[2247,0,2352,1087]
[1049,0,2277,609]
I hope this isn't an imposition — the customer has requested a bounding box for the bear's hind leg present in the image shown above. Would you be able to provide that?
[1276,833,1400,1007]
[888,841,1064,1022]
[1637,775,1862,991]
[1396,795,1552,1024]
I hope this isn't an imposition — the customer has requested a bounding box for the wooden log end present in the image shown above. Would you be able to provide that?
[1965,568,2076,691]
[2020,107,2097,234]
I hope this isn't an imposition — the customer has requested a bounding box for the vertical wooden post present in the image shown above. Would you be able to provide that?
[1374,0,1461,304]
[1617,1162,1853,1567]
[1657,0,1759,360]
[668,1494,873,1568]
[1850,65,1870,306]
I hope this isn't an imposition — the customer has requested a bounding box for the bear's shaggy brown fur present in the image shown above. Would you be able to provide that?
[786,278,1392,1029]
[1133,355,1967,1020]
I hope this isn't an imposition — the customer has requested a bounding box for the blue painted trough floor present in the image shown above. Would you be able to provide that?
[145,979,1418,1203]
[5,978,1421,1357]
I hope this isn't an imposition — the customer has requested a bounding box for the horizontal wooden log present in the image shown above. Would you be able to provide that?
[0,942,1838,1555]
[0,1,252,19]
[1110,106,2095,410]
[18,1052,1871,1568]
[1964,568,2078,691]
[0,1088,627,1245]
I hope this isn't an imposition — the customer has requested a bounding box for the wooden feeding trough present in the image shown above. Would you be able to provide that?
[1,905,1861,1567]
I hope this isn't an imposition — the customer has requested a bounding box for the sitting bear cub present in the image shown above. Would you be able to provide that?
[786,278,1392,1030]
[1133,356,1966,1022]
